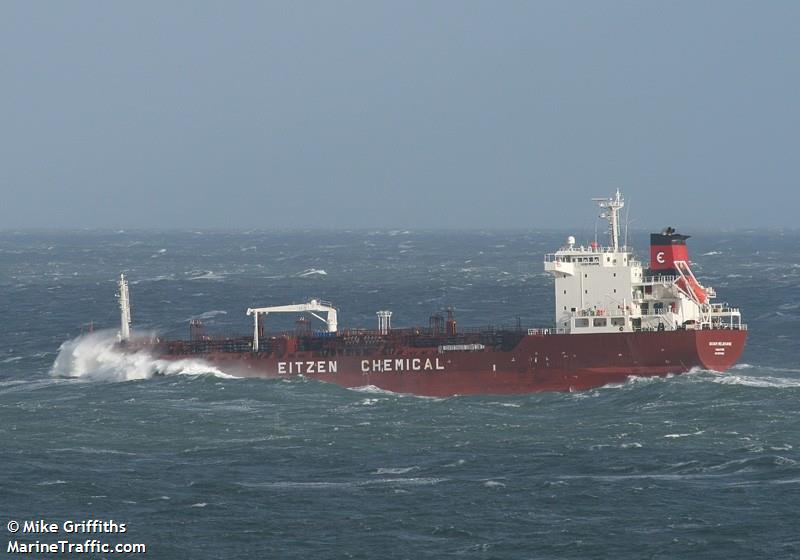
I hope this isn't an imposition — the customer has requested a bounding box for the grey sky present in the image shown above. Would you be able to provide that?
[1,1,797,230]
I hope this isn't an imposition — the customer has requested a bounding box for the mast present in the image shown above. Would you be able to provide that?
[592,189,625,251]
[118,273,131,341]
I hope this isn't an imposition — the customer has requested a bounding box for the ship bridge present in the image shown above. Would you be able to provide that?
[543,190,745,335]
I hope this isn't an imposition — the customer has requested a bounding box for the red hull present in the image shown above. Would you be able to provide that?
[150,329,746,397]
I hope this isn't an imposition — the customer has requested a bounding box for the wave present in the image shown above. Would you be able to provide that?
[188,271,226,281]
[713,375,800,389]
[664,431,705,438]
[296,268,327,277]
[50,330,238,382]
[238,477,445,491]
[349,384,398,395]
[374,466,420,475]
[348,384,442,400]
[188,310,228,321]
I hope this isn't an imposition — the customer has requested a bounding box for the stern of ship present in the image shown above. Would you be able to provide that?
[694,328,747,372]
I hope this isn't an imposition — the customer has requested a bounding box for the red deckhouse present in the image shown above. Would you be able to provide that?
[118,191,747,396]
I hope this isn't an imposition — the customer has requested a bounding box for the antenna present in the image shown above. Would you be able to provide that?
[624,193,630,250]
[592,189,625,251]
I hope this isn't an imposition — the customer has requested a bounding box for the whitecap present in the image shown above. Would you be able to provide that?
[348,385,441,400]
[731,363,754,370]
[188,310,228,321]
[664,431,705,438]
[349,385,398,395]
[374,467,420,475]
[363,478,444,487]
[188,271,226,281]
[239,477,445,491]
[714,375,800,388]
[487,402,521,408]
[296,269,328,277]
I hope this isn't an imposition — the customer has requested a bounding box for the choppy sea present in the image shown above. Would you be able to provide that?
[1,230,798,559]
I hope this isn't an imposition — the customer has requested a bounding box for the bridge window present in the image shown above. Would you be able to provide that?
[575,318,589,328]
[593,318,607,327]
[611,317,625,327]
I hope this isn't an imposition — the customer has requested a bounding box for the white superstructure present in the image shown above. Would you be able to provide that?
[544,190,744,334]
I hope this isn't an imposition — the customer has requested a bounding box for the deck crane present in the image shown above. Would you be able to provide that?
[246,299,338,351]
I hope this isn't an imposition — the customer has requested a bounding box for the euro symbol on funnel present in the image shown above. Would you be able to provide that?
[656,251,666,264]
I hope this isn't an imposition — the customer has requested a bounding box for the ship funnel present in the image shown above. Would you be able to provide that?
[650,228,691,272]
[376,310,392,335]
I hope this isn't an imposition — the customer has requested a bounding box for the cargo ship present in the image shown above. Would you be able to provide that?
[117,191,746,396]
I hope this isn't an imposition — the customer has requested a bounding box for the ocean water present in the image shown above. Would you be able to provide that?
[1,229,798,559]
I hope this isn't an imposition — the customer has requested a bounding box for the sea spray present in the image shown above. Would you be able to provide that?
[50,330,237,381]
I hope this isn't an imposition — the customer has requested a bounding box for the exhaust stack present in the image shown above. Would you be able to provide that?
[376,310,392,335]
[650,227,690,273]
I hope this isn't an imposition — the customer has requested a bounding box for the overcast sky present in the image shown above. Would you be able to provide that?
[1,1,797,230]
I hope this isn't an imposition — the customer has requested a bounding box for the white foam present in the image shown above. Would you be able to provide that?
[714,375,800,388]
[50,330,238,382]
[188,271,226,281]
[189,310,228,321]
[349,385,441,400]
[374,466,420,475]
[297,268,328,277]
[349,384,397,395]
[239,477,444,490]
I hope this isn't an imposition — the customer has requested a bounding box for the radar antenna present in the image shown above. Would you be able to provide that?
[592,189,625,251]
